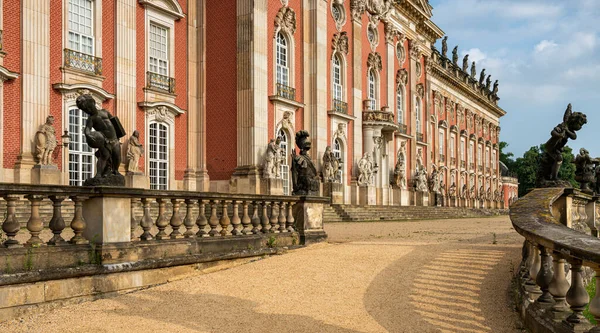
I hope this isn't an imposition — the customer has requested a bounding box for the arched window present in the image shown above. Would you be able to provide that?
[368,69,377,110]
[278,129,290,195]
[332,54,343,102]
[68,108,94,186]
[149,122,169,190]
[396,87,404,125]
[333,138,343,183]
[415,97,422,133]
[276,32,289,87]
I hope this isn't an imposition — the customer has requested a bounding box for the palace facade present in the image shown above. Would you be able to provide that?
[0,0,518,207]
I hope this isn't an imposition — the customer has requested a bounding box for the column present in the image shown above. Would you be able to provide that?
[352,17,363,177]
[15,0,50,182]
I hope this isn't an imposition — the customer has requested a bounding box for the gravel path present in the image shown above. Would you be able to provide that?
[1,216,523,333]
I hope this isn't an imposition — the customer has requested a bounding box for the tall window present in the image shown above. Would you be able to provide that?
[450,134,456,159]
[461,137,466,162]
[332,54,343,101]
[149,23,169,76]
[478,144,483,166]
[492,150,497,170]
[276,33,289,86]
[415,97,422,133]
[333,139,343,183]
[279,129,290,195]
[368,69,377,109]
[69,108,94,186]
[438,130,444,156]
[469,142,474,164]
[396,87,404,124]
[485,147,490,168]
[68,0,94,55]
[149,122,169,190]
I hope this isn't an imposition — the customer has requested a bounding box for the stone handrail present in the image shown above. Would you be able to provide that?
[510,187,600,332]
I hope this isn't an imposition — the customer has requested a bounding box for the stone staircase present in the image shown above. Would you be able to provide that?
[323,204,506,222]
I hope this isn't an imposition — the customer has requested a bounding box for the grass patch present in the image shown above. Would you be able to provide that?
[584,280,597,324]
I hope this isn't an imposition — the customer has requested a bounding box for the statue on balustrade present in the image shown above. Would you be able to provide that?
[537,104,587,187]
[358,152,376,186]
[470,61,477,79]
[485,75,492,90]
[322,146,341,183]
[461,184,468,199]
[479,69,486,86]
[452,46,458,66]
[441,36,448,58]
[393,142,407,189]
[263,137,283,179]
[492,80,499,96]
[291,130,320,195]
[77,94,126,186]
[573,147,597,194]
[34,115,58,166]
[462,54,469,72]
[126,130,144,174]
[470,185,476,199]
[415,168,429,192]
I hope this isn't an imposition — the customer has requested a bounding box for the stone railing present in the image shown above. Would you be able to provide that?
[64,49,103,75]
[398,123,408,134]
[276,83,296,100]
[416,132,424,143]
[332,99,348,114]
[0,184,327,283]
[363,109,395,123]
[147,71,176,94]
[439,154,445,163]
[511,187,600,332]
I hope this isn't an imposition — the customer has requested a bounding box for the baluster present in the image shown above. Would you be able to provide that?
[130,198,139,240]
[48,195,68,245]
[278,201,287,232]
[140,198,154,241]
[527,245,542,295]
[589,267,600,331]
[270,202,279,233]
[535,246,554,306]
[155,198,169,240]
[69,196,88,244]
[208,200,220,237]
[220,200,231,236]
[241,201,252,235]
[549,254,570,319]
[183,199,195,238]
[261,201,271,233]
[251,201,260,234]
[25,194,44,246]
[286,201,295,232]
[2,195,21,247]
[196,200,209,237]
[565,259,591,325]
[231,200,241,236]
[169,199,183,239]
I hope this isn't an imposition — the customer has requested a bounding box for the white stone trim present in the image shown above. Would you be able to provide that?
[0,65,18,81]
[144,105,177,191]
[138,0,185,20]
[272,30,296,90]
[53,83,115,103]
[145,7,176,78]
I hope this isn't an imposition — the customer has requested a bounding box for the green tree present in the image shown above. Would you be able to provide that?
[499,141,515,170]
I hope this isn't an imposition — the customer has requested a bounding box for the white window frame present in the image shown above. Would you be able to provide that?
[148,22,170,76]
[368,69,378,110]
[276,32,290,87]
[492,150,497,170]
[278,129,290,195]
[485,147,490,169]
[438,130,444,156]
[415,97,422,134]
[68,107,95,186]
[145,8,176,80]
[67,0,95,55]
[396,86,404,125]
[332,53,343,102]
[469,141,474,165]
[149,122,169,190]
[333,138,343,184]
[461,137,466,162]
[478,144,483,167]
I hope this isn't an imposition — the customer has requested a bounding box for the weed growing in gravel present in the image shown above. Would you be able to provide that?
[492,232,497,245]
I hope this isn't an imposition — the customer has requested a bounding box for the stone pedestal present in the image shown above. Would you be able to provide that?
[260,178,284,195]
[392,188,410,206]
[323,183,343,204]
[293,199,327,245]
[83,197,131,244]
[416,191,429,206]
[449,197,457,207]
[31,165,61,185]
[350,182,360,205]
[359,185,376,206]
[125,172,148,188]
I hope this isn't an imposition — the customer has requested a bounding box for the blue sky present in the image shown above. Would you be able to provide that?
[429,0,600,159]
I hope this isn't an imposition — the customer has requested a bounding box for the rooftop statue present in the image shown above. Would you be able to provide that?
[492,80,499,96]
[76,94,126,186]
[573,148,597,194]
[537,104,587,187]
[462,54,469,72]
[452,46,458,66]
[34,115,58,166]
[291,130,320,195]
[485,75,492,90]
[470,61,476,79]
[479,69,486,86]
[441,36,448,57]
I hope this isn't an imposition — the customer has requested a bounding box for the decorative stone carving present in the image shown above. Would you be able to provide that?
[126,130,144,173]
[367,52,383,72]
[416,83,424,98]
[408,40,420,60]
[367,23,378,49]
[76,94,125,186]
[358,152,376,186]
[449,182,457,198]
[351,0,393,21]
[462,54,469,72]
[537,104,587,187]
[332,32,349,55]
[331,0,346,31]
[441,36,448,58]
[425,56,433,74]
[415,62,422,78]
[416,148,424,171]
[415,167,429,192]
[471,61,477,79]
[363,110,395,123]
[274,6,297,38]
[452,46,458,66]
[263,138,283,179]
[429,165,441,194]
[394,141,407,189]
[148,106,170,124]
[492,80,499,96]
[574,148,596,194]
[334,123,347,142]
[34,116,58,166]
[396,68,408,87]
[396,42,406,64]
[323,146,341,183]
[350,0,366,21]
[479,69,486,86]
[291,130,320,195]
[384,22,396,44]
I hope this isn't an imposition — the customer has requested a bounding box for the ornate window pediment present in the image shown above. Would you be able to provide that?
[396,68,408,87]
[138,101,185,124]
[138,0,184,20]
[274,6,297,38]
[332,32,349,55]
[367,52,382,72]
[53,83,115,104]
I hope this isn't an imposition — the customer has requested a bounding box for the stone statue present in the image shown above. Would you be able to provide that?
[470,61,476,79]
[415,168,429,192]
[479,69,486,86]
[126,130,144,173]
[394,142,407,189]
[416,148,424,171]
[291,130,320,195]
[492,80,499,95]
[429,165,440,193]
[34,115,58,166]
[76,94,125,186]
[479,186,485,200]
[573,148,597,194]
[263,138,282,179]
[462,54,469,72]
[449,182,457,198]
[441,36,448,57]
[485,75,492,90]
[470,185,476,199]
[358,152,376,186]
[462,184,468,199]
[322,146,340,183]
[537,104,587,187]
[452,46,458,66]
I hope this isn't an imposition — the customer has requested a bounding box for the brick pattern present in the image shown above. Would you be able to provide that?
[50,0,63,171]
[3,0,21,169]
[103,0,116,112]
[174,0,188,180]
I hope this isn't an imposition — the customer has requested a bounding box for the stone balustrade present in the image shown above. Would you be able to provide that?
[511,187,600,333]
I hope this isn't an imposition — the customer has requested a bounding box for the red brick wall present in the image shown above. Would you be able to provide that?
[102,1,116,112]
[174,0,188,180]
[3,0,21,169]
[135,2,147,174]
[205,1,237,180]
[49,0,63,171]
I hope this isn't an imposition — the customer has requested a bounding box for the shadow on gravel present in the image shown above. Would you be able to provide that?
[101,290,364,333]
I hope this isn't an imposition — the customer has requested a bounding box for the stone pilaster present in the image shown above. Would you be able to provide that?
[15,0,50,183]
[408,40,418,180]
[352,18,363,178]
[233,0,268,194]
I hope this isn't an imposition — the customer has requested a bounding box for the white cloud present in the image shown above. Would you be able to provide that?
[462,48,487,64]
[503,3,563,19]
[534,40,558,53]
